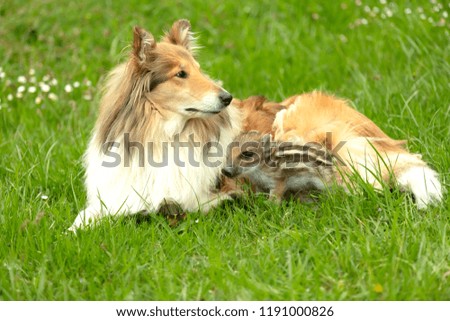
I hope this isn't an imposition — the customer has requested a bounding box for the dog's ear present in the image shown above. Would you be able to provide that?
[163,19,198,53]
[133,26,156,64]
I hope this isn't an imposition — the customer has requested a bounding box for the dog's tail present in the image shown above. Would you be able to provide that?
[335,137,444,209]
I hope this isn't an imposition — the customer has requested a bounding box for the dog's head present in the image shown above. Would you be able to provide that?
[131,19,232,118]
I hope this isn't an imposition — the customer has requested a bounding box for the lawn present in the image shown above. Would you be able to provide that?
[0,0,449,300]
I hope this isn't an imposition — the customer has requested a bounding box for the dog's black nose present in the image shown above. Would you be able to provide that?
[221,167,234,178]
[219,91,233,107]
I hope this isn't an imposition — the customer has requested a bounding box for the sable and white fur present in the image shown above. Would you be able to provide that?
[70,20,241,230]
[272,91,443,208]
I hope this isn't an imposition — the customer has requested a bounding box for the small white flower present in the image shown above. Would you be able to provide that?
[64,84,73,93]
[18,76,27,84]
[35,96,42,105]
[82,93,92,101]
[443,11,448,18]
[7,94,13,101]
[361,18,368,25]
[51,78,58,86]
[48,93,58,101]
[417,7,424,13]
[405,8,412,15]
[85,79,92,87]
[43,75,51,82]
[41,195,49,200]
[195,219,199,223]
[28,86,37,93]
[0,71,5,79]
[40,83,50,92]
[364,5,371,13]
[29,76,37,83]
[379,0,386,4]
[17,85,26,93]
[16,92,23,98]
[385,8,393,17]
[420,13,426,20]
[73,81,80,88]
[29,68,36,76]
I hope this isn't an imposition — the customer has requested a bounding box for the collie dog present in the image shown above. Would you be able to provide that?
[70,20,241,230]
[269,92,442,207]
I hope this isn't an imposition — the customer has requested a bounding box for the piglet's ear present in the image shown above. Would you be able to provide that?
[163,19,198,53]
[133,26,156,64]
[261,133,272,144]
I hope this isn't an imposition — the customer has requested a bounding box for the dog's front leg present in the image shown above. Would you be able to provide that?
[68,207,106,232]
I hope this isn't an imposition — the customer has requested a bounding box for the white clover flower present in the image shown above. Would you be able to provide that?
[17,85,26,93]
[73,81,80,88]
[51,78,58,86]
[43,75,51,82]
[339,34,348,43]
[0,71,5,79]
[29,76,37,83]
[361,18,368,25]
[35,96,42,105]
[385,8,393,17]
[420,13,426,20]
[41,195,49,200]
[443,11,448,18]
[28,86,37,93]
[18,76,27,84]
[85,79,92,87]
[48,93,58,101]
[29,68,35,76]
[83,93,92,101]
[7,94,13,101]
[405,8,412,14]
[40,83,51,92]
[379,0,386,4]
[64,84,73,93]
[16,92,23,98]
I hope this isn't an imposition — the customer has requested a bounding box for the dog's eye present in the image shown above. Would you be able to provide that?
[175,70,188,79]
[240,151,255,160]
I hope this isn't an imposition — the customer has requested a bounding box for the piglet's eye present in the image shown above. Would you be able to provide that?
[175,70,188,78]
[240,151,255,159]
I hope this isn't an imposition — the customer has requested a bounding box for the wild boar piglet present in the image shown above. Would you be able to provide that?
[222,131,336,201]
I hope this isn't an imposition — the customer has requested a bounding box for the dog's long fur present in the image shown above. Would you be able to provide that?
[70,20,241,230]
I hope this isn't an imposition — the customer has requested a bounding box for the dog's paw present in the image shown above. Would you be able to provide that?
[68,207,102,232]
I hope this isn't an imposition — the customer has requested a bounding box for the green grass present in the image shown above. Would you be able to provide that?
[1,0,449,300]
